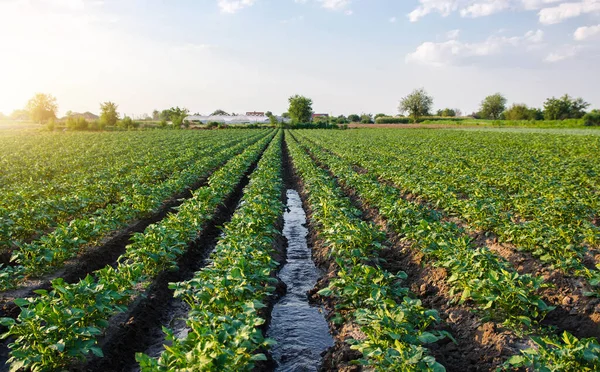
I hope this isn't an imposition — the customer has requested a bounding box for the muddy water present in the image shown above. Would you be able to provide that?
[267,190,333,371]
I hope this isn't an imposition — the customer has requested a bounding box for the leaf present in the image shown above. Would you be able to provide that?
[317,288,333,297]
[13,298,29,307]
[0,318,15,327]
[250,353,268,361]
[506,355,526,365]
[418,332,441,344]
[90,346,104,357]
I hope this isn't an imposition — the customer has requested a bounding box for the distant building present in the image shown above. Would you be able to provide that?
[185,114,290,124]
[246,111,265,116]
[312,114,329,119]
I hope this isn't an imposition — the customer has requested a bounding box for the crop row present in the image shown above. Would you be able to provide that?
[286,132,448,371]
[137,130,284,371]
[293,130,600,371]
[0,131,269,291]
[0,131,275,371]
[293,131,552,329]
[301,129,600,293]
[0,130,256,249]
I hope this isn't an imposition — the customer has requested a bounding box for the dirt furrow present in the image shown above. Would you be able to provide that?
[81,142,274,372]
[299,135,600,341]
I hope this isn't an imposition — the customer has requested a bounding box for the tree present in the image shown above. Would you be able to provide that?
[348,114,361,123]
[543,95,590,120]
[282,112,290,119]
[288,95,313,124]
[211,109,229,116]
[399,88,434,123]
[436,108,457,117]
[504,104,543,121]
[100,102,119,127]
[360,113,374,124]
[10,109,30,121]
[374,113,387,120]
[26,93,58,123]
[337,115,348,124]
[479,93,507,120]
[266,111,279,125]
[583,109,600,126]
[152,110,160,121]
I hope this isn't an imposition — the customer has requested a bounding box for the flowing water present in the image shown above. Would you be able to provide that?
[267,190,334,372]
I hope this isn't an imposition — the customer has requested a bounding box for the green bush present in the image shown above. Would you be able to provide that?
[66,117,89,131]
[583,110,600,126]
[375,117,411,124]
[118,116,134,129]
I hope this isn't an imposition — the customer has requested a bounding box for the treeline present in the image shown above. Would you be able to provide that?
[374,89,599,126]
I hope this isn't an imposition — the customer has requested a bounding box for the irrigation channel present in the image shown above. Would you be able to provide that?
[266,189,333,371]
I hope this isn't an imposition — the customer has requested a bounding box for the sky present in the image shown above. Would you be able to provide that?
[0,0,599,117]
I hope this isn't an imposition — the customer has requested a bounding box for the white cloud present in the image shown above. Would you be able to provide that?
[460,0,512,18]
[407,0,597,23]
[318,0,351,10]
[217,0,257,14]
[538,0,600,24]
[574,23,600,39]
[545,45,583,61]
[406,29,545,66]
[446,29,460,39]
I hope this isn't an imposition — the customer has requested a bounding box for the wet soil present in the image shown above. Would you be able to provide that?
[78,150,268,372]
[266,190,334,372]
[0,177,211,319]
[295,134,600,370]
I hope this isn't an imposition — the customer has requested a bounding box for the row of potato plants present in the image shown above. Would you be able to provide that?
[0,131,268,291]
[302,129,600,293]
[136,130,285,371]
[0,132,275,372]
[286,132,448,371]
[0,131,269,291]
[0,130,248,250]
[294,131,600,371]
[294,132,552,329]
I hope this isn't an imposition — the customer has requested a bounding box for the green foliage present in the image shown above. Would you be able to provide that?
[10,109,30,121]
[583,110,600,126]
[360,113,374,124]
[399,88,434,123]
[288,95,313,124]
[479,93,507,120]
[544,95,589,120]
[348,114,361,123]
[46,118,55,131]
[160,107,189,126]
[211,109,229,116]
[117,116,135,129]
[286,132,446,369]
[295,132,554,329]
[374,113,387,119]
[137,132,283,370]
[505,331,600,371]
[436,108,457,117]
[99,102,119,127]
[66,116,89,131]
[26,93,58,123]
[375,117,411,124]
[504,104,543,121]
[1,131,276,370]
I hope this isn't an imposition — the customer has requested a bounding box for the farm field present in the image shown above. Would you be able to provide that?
[0,128,599,371]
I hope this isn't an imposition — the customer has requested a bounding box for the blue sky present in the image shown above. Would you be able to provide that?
[0,0,599,117]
